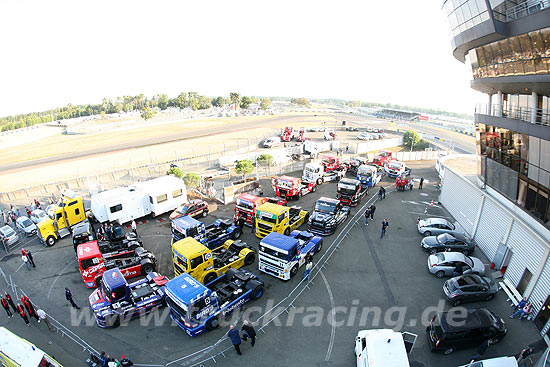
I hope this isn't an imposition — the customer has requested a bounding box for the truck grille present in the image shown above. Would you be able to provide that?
[258,222,272,231]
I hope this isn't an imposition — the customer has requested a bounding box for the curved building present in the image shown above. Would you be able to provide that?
[441,0,550,339]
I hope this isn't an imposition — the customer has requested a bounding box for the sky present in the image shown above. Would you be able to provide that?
[0,0,483,117]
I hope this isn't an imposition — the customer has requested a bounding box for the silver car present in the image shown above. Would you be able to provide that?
[417,217,464,237]
[428,252,485,278]
[16,217,38,236]
[30,209,48,224]
[0,225,19,247]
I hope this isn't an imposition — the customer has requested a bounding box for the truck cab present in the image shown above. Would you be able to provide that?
[308,197,350,235]
[348,156,368,174]
[281,126,294,142]
[172,237,255,284]
[37,190,87,247]
[321,155,341,172]
[385,160,411,178]
[171,216,241,250]
[357,164,382,188]
[372,150,394,167]
[258,231,322,280]
[255,202,309,239]
[234,194,267,226]
[165,268,264,336]
[270,175,316,200]
[296,128,306,142]
[324,128,336,140]
[88,268,168,328]
[337,178,368,206]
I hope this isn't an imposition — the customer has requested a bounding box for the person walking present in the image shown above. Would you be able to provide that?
[21,249,36,268]
[241,320,256,347]
[381,219,389,239]
[510,301,533,319]
[36,308,54,331]
[22,295,38,321]
[228,325,243,355]
[304,260,313,283]
[131,219,137,235]
[1,296,12,318]
[5,292,16,313]
[237,217,245,231]
[22,253,31,271]
[65,288,80,309]
[120,355,134,366]
[364,207,371,225]
[369,205,376,220]
[469,339,494,362]
[419,177,424,190]
[17,303,30,326]
[516,347,535,364]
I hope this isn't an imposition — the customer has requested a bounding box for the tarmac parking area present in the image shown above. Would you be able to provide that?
[0,160,543,367]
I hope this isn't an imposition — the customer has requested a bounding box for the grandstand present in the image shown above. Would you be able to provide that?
[373,108,420,121]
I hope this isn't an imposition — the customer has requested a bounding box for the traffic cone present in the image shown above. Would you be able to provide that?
[430,200,434,207]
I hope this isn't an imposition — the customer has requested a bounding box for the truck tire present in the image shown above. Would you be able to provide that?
[46,236,56,247]
[232,228,242,240]
[316,240,323,253]
[108,315,120,328]
[206,315,220,331]
[289,265,299,278]
[244,252,255,266]
[204,272,217,284]
[304,213,310,223]
[284,227,290,236]
[141,260,155,275]
[95,276,103,288]
[317,178,323,185]
[251,285,264,300]
[202,209,208,218]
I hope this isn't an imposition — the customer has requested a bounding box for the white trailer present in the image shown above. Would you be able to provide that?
[91,176,187,224]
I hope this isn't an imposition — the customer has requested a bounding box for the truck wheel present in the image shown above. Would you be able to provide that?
[284,228,290,236]
[244,252,255,266]
[206,315,220,331]
[46,236,55,247]
[232,228,242,240]
[141,262,155,275]
[289,265,298,278]
[204,272,217,284]
[304,213,310,223]
[202,209,208,218]
[108,315,120,328]
[316,240,323,253]
[95,276,103,288]
[312,185,316,192]
[251,285,264,300]
[317,178,323,185]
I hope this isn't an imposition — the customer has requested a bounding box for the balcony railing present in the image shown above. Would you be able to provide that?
[492,0,550,22]
[475,104,550,127]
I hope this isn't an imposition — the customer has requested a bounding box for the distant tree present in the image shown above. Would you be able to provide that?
[290,98,310,107]
[157,94,169,110]
[140,106,155,120]
[166,166,183,178]
[212,96,227,107]
[240,96,252,110]
[250,96,260,104]
[235,159,254,179]
[403,130,421,149]
[348,100,361,108]
[230,92,241,108]
[183,172,201,189]
[256,154,273,167]
[260,98,271,110]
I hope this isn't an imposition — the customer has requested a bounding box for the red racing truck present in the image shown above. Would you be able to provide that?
[233,194,287,226]
[322,155,343,172]
[77,241,157,288]
[281,127,294,142]
[371,150,394,167]
[271,176,316,200]
[296,128,306,142]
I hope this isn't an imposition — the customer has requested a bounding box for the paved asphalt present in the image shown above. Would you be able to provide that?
[0,161,543,367]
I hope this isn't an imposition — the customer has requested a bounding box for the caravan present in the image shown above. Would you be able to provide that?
[355,329,416,367]
[91,176,187,224]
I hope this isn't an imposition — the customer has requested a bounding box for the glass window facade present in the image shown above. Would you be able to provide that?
[478,124,550,226]
[442,0,490,37]
[469,27,550,78]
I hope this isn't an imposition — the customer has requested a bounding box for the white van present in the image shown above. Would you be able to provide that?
[355,329,416,367]
[458,356,518,367]
[263,137,281,148]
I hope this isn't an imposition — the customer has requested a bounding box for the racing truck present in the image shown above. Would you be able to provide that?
[395,174,413,191]
[357,164,382,188]
[165,268,264,336]
[255,203,309,238]
[384,160,411,178]
[308,197,350,235]
[337,178,368,206]
[324,128,336,141]
[88,267,168,328]
[371,150,394,167]
[296,128,306,142]
[77,241,157,288]
[233,194,287,226]
[172,237,256,284]
[302,162,347,185]
[348,156,369,174]
[281,126,294,142]
[171,216,241,250]
[321,155,342,172]
[258,231,322,280]
[271,175,316,200]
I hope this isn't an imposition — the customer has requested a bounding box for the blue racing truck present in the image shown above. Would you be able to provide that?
[88,267,169,328]
[356,164,382,188]
[171,216,242,250]
[165,268,264,336]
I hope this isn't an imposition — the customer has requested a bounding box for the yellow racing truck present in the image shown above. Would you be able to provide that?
[37,190,87,247]
[172,237,256,284]
[255,202,309,239]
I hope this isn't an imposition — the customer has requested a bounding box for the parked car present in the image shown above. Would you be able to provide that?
[443,274,499,306]
[421,233,475,255]
[15,217,37,237]
[427,308,507,355]
[427,252,486,278]
[169,200,209,221]
[0,225,19,247]
[30,209,48,224]
[417,218,464,237]
[457,356,518,367]
[263,137,281,148]
[357,132,370,141]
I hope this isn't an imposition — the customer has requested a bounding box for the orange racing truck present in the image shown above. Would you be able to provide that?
[271,175,316,201]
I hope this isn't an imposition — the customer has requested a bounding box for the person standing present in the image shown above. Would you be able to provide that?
[17,304,30,326]
[131,219,137,235]
[25,207,31,217]
[364,208,371,225]
[378,187,384,200]
[237,217,245,231]
[5,292,16,313]
[419,177,424,190]
[16,208,21,217]
[304,260,313,283]
[369,205,376,220]
[105,224,112,240]
[22,253,31,271]
[22,249,36,268]
[516,347,535,363]
[1,296,12,318]
[469,339,494,362]
[381,219,389,239]
[22,296,38,321]
[36,308,54,331]
[228,325,243,355]
[65,288,80,309]
[241,320,256,347]
[120,355,134,366]
[1,210,5,225]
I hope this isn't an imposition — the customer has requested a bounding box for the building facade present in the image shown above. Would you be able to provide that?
[441,0,550,338]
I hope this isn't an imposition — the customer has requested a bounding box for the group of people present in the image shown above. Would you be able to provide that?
[1,291,53,330]
[98,352,134,367]
[0,198,50,227]
[227,320,257,355]
[364,203,389,239]
[97,221,131,241]
[510,298,533,320]
[21,248,36,271]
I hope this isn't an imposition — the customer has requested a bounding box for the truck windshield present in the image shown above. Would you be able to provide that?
[315,201,336,214]
[277,179,293,189]
[388,162,402,170]
[358,168,372,177]
[166,295,189,320]
[172,225,200,241]
[236,198,254,211]
[338,183,356,196]
[260,244,290,261]
[100,281,125,303]
[304,166,317,174]
[81,257,99,270]
[256,211,277,224]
